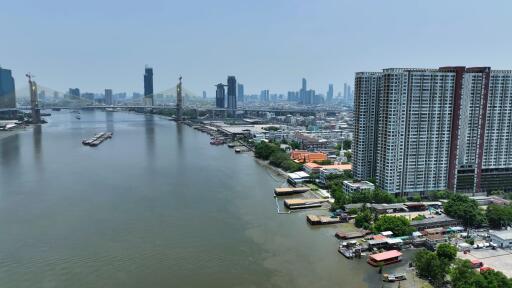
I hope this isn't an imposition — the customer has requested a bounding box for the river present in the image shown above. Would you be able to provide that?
[0,111,418,288]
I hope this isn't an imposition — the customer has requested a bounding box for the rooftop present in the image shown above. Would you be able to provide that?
[369,250,402,261]
[490,230,512,240]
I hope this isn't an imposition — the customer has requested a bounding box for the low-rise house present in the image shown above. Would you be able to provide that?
[286,171,310,186]
[411,215,460,231]
[343,180,375,194]
[489,230,512,248]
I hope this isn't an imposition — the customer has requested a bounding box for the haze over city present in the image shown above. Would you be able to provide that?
[2,0,511,95]
[3,1,512,288]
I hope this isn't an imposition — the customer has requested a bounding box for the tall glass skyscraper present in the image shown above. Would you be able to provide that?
[215,83,226,108]
[0,67,16,109]
[227,76,237,111]
[144,66,153,106]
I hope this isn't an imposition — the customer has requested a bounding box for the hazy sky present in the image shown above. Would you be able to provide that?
[1,0,511,96]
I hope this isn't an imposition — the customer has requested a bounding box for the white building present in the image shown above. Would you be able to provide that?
[353,67,512,196]
[489,230,512,248]
[343,180,375,194]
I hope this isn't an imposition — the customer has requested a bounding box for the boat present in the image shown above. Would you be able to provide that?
[51,108,61,111]
[338,245,354,259]
[210,139,224,145]
[383,273,407,282]
[75,115,81,120]
[227,143,236,148]
[235,148,241,153]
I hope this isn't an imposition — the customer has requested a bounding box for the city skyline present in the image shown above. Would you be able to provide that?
[2,0,511,94]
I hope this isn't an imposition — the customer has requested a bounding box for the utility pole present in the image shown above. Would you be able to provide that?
[176,76,183,122]
[26,73,41,124]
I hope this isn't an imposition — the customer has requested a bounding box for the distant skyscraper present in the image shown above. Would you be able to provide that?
[144,66,154,106]
[343,83,348,101]
[202,91,207,99]
[300,78,307,104]
[0,67,16,108]
[260,90,270,102]
[215,83,226,108]
[227,76,237,111]
[237,83,244,102]
[327,84,334,103]
[68,88,80,98]
[105,89,113,105]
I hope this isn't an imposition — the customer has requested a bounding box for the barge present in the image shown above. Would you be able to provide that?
[274,187,310,196]
[284,198,328,210]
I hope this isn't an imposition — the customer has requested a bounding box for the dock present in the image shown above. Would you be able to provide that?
[274,187,310,196]
[82,132,113,147]
[284,198,328,210]
[306,214,342,225]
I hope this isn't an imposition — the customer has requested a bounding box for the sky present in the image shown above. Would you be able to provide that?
[1,0,511,97]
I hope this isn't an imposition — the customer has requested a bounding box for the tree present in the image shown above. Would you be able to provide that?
[344,151,352,162]
[373,215,414,237]
[254,142,280,160]
[342,139,352,150]
[436,243,457,262]
[444,194,485,229]
[411,193,422,202]
[414,250,447,287]
[354,208,373,230]
[450,259,486,288]
[290,141,301,150]
[486,204,512,229]
[480,270,512,288]
[371,188,396,204]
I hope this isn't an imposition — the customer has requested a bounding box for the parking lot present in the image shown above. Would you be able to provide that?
[458,248,512,277]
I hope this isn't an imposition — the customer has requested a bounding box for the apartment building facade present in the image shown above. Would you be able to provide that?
[353,67,512,196]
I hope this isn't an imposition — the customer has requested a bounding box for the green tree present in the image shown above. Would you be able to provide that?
[414,250,447,287]
[436,243,457,262]
[290,141,301,150]
[450,259,486,288]
[342,139,352,150]
[444,194,485,229]
[481,270,512,288]
[411,193,422,202]
[354,208,373,230]
[344,151,352,162]
[371,188,396,204]
[486,204,512,229]
[373,215,414,237]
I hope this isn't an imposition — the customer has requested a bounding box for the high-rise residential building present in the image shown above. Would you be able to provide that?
[105,89,113,105]
[0,67,16,109]
[327,84,334,103]
[144,66,154,106]
[353,72,381,181]
[227,76,237,111]
[202,91,207,99]
[354,66,512,196]
[237,83,244,102]
[215,83,226,108]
